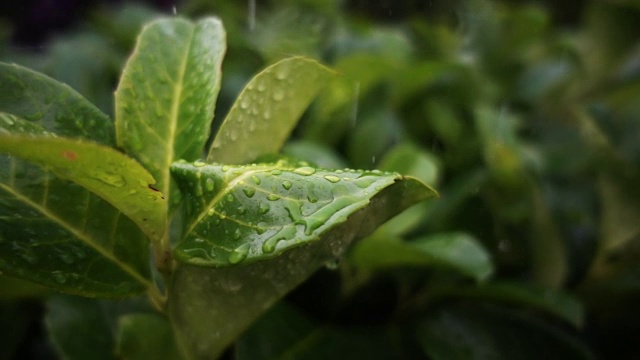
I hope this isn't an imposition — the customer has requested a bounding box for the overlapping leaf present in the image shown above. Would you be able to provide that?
[207,57,334,164]
[115,17,226,209]
[0,114,166,242]
[171,161,435,267]
[0,62,114,145]
[169,160,436,357]
[0,86,151,296]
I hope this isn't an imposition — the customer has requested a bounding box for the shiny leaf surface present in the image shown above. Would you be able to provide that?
[0,62,114,145]
[115,17,226,209]
[169,161,436,358]
[0,114,166,242]
[207,57,333,164]
[0,115,152,296]
[171,161,436,267]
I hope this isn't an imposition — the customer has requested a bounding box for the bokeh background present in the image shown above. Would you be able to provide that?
[1,0,640,358]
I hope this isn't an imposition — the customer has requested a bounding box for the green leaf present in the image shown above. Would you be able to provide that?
[169,161,436,358]
[115,17,226,208]
[416,303,595,360]
[171,160,436,267]
[0,116,152,296]
[350,233,494,282]
[115,313,181,360]
[207,57,334,164]
[0,62,114,145]
[0,114,166,242]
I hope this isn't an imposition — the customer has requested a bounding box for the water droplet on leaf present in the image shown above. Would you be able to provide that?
[324,175,340,183]
[228,244,250,264]
[294,167,316,176]
[282,180,292,190]
[243,187,256,198]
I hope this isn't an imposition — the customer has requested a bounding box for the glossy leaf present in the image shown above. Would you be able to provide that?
[115,313,181,360]
[171,160,436,267]
[0,114,166,242]
[0,62,114,145]
[350,233,493,282]
[0,116,152,296]
[207,57,334,164]
[169,161,436,358]
[115,17,226,208]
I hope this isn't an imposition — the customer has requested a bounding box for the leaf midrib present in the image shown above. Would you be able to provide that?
[163,24,196,201]
[0,182,153,289]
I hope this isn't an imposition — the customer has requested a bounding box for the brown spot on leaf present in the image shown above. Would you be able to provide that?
[62,150,77,160]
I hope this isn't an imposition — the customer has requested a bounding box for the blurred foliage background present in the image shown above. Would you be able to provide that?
[2,0,640,359]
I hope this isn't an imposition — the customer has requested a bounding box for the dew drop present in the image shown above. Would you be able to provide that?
[262,237,282,254]
[243,187,256,198]
[20,251,39,265]
[282,180,292,190]
[222,165,230,172]
[52,271,67,284]
[237,206,247,215]
[93,172,126,187]
[294,167,316,176]
[208,208,216,216]
[259,203,270,214]
[228,244,250,264]
[271,169,282,175]
[272,89,285,101]
[324,175,340,183]
[58,253,75,264]
[267,194,280,201]
[226,194,235,202]
[251,175,261,185]
[194,160,206,167]
[354,176,377,189]
[206,178,215,191]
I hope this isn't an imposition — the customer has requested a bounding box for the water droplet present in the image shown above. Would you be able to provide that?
[324,175,340,183]
[250,175,261,185]
[243,187,256,198]
[256,222,268,235]
[233,228,242,240]
[271,169,282,175]
[93,172,126,187]
[226,194,234,202]
[219,211,227,219]
[276,68,288,80]
[324,259,340,270]
[206,178,215,191]
[228,244,250,264]
[282,180,292,190]
[52,271,67,284]
[259,203,270,214]
[294,167,316,176]
[237,206,247,215]
[194,160,206,167]
[208,208,216,216]
[262,237,283,253]
[58,253,75,264]
[222,165,230,172]
[272,89,285,101]
[20,251,39,265]
[354,176,377,189]
[240,100,249,109]
[267,194,280,201]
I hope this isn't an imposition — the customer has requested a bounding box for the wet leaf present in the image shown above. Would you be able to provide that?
[171,161,436,267]
[207,57,334,164]
[169,161,436,358]
[115,17,226,210]
[350,233,493,282]
[0,114,166,242]
[0,62,114,145]
[0,115,152,297]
